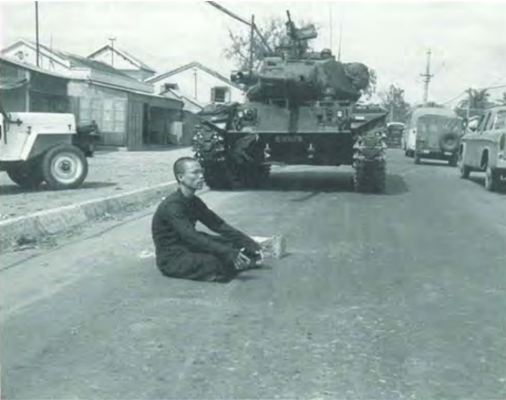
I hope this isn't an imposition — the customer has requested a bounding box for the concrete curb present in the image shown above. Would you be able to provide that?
[0,181,177,252]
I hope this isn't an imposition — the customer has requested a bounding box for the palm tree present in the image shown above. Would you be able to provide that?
[456,88,491,118]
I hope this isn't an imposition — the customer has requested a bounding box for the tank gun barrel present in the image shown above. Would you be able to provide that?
[230,70,259,86]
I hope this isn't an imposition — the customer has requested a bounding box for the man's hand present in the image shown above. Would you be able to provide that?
[234,249,252,271]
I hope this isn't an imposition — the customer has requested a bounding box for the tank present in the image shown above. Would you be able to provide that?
[193,11,388,192]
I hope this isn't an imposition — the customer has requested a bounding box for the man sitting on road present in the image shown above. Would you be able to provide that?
[151,157,261,283]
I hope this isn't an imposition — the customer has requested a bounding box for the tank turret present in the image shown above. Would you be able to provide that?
[230,13,371,105]
[193,10,387,193]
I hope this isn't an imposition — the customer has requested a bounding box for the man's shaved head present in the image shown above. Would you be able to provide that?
[173,157,198,183]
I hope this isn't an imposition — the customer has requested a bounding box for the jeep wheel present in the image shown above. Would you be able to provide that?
[439,133,459,153]
[41,145,88,190]
[448,155,458,167]
[484,166,499,192]
[6,159,44,189]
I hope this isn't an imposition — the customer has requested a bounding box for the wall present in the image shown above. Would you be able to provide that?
[29,70,70,113]
[1,87,27,112]
[68,81,128,146]
[152,68,245,106]
[2,43,70,74]
[182,111,201,146]
[0,61,28,111]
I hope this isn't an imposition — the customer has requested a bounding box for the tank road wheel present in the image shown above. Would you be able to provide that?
[242,164,270,188]
[353,132,387,194]
[202,162,232,190]
[372,159,386,193]
[41,144,88,190]
[353,158,386,194]
[6,159,44,190]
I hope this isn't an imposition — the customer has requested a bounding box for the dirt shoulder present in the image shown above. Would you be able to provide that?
[0,147,193,221]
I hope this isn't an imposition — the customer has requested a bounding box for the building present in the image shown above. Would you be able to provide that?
[2,40,184,149]
[0,54,70,114]
[87,44,156,82]
[146,61,244,108]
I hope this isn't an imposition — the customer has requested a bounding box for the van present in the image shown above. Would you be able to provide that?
[403,107,464,166]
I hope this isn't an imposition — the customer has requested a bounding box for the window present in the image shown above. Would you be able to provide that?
[485,112,496,131]
[478,112,491,133]
[211,87,229,103]
[493,110,506,130]
[163,83,179,93]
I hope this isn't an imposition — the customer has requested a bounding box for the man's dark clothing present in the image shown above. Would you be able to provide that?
[151,189,259,282]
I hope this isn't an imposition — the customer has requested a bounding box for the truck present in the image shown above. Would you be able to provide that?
[0,100,99,190]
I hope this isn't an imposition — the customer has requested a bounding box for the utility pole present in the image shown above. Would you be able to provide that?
[328,3,333,50]
[109,37,116,67]
[466,88,472,119]
[35,1,40,67]
[337,13,343,61]
[249,15,255,72]
[420,49,434,105]
[193,68,198,100]
[390,86,395,122]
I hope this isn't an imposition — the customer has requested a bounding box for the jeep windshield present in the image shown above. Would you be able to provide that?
[417,115,462,136]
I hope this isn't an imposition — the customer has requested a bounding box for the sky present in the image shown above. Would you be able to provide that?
[1,0,505,106]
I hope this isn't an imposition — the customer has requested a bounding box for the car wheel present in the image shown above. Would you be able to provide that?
[414,153,421,164]
[484,166,499,192]
[448,155,458,167]
[41,144,89,190]
[458,159,471,179]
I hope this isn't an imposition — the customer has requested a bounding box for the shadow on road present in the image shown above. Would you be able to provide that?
[251,170,409,197]
[0,181,117,195]
[412,159,455,168]
[468,176,506,194]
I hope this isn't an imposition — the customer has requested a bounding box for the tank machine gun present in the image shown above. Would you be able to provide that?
[193,5,388,192]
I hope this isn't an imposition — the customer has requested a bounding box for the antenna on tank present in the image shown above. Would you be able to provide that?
[328,3,333,50]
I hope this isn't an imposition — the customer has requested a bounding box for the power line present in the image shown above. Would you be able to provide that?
[441,91,466,105]
[441,84,506,106]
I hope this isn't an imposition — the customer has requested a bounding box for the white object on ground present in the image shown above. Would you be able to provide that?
[252,235,286,259]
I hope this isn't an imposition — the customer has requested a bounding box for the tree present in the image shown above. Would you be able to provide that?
[499,92,506,105]
[362,69,377,100]
[455,88,492,119]
[379,85,411,123]
[224,17,296,71]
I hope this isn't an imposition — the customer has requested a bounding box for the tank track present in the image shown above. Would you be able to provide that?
[192,124,270,190]
[352,131,386,193]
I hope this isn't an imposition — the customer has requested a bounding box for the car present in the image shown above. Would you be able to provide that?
[384,122,405,148]
[403,107,464,166]
[458,105,506,191]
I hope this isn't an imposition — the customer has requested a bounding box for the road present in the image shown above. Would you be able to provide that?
[1,149,505,399]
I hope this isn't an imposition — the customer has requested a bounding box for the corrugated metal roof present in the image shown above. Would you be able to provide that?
[88,45,156,72]
[0,53,70,79]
